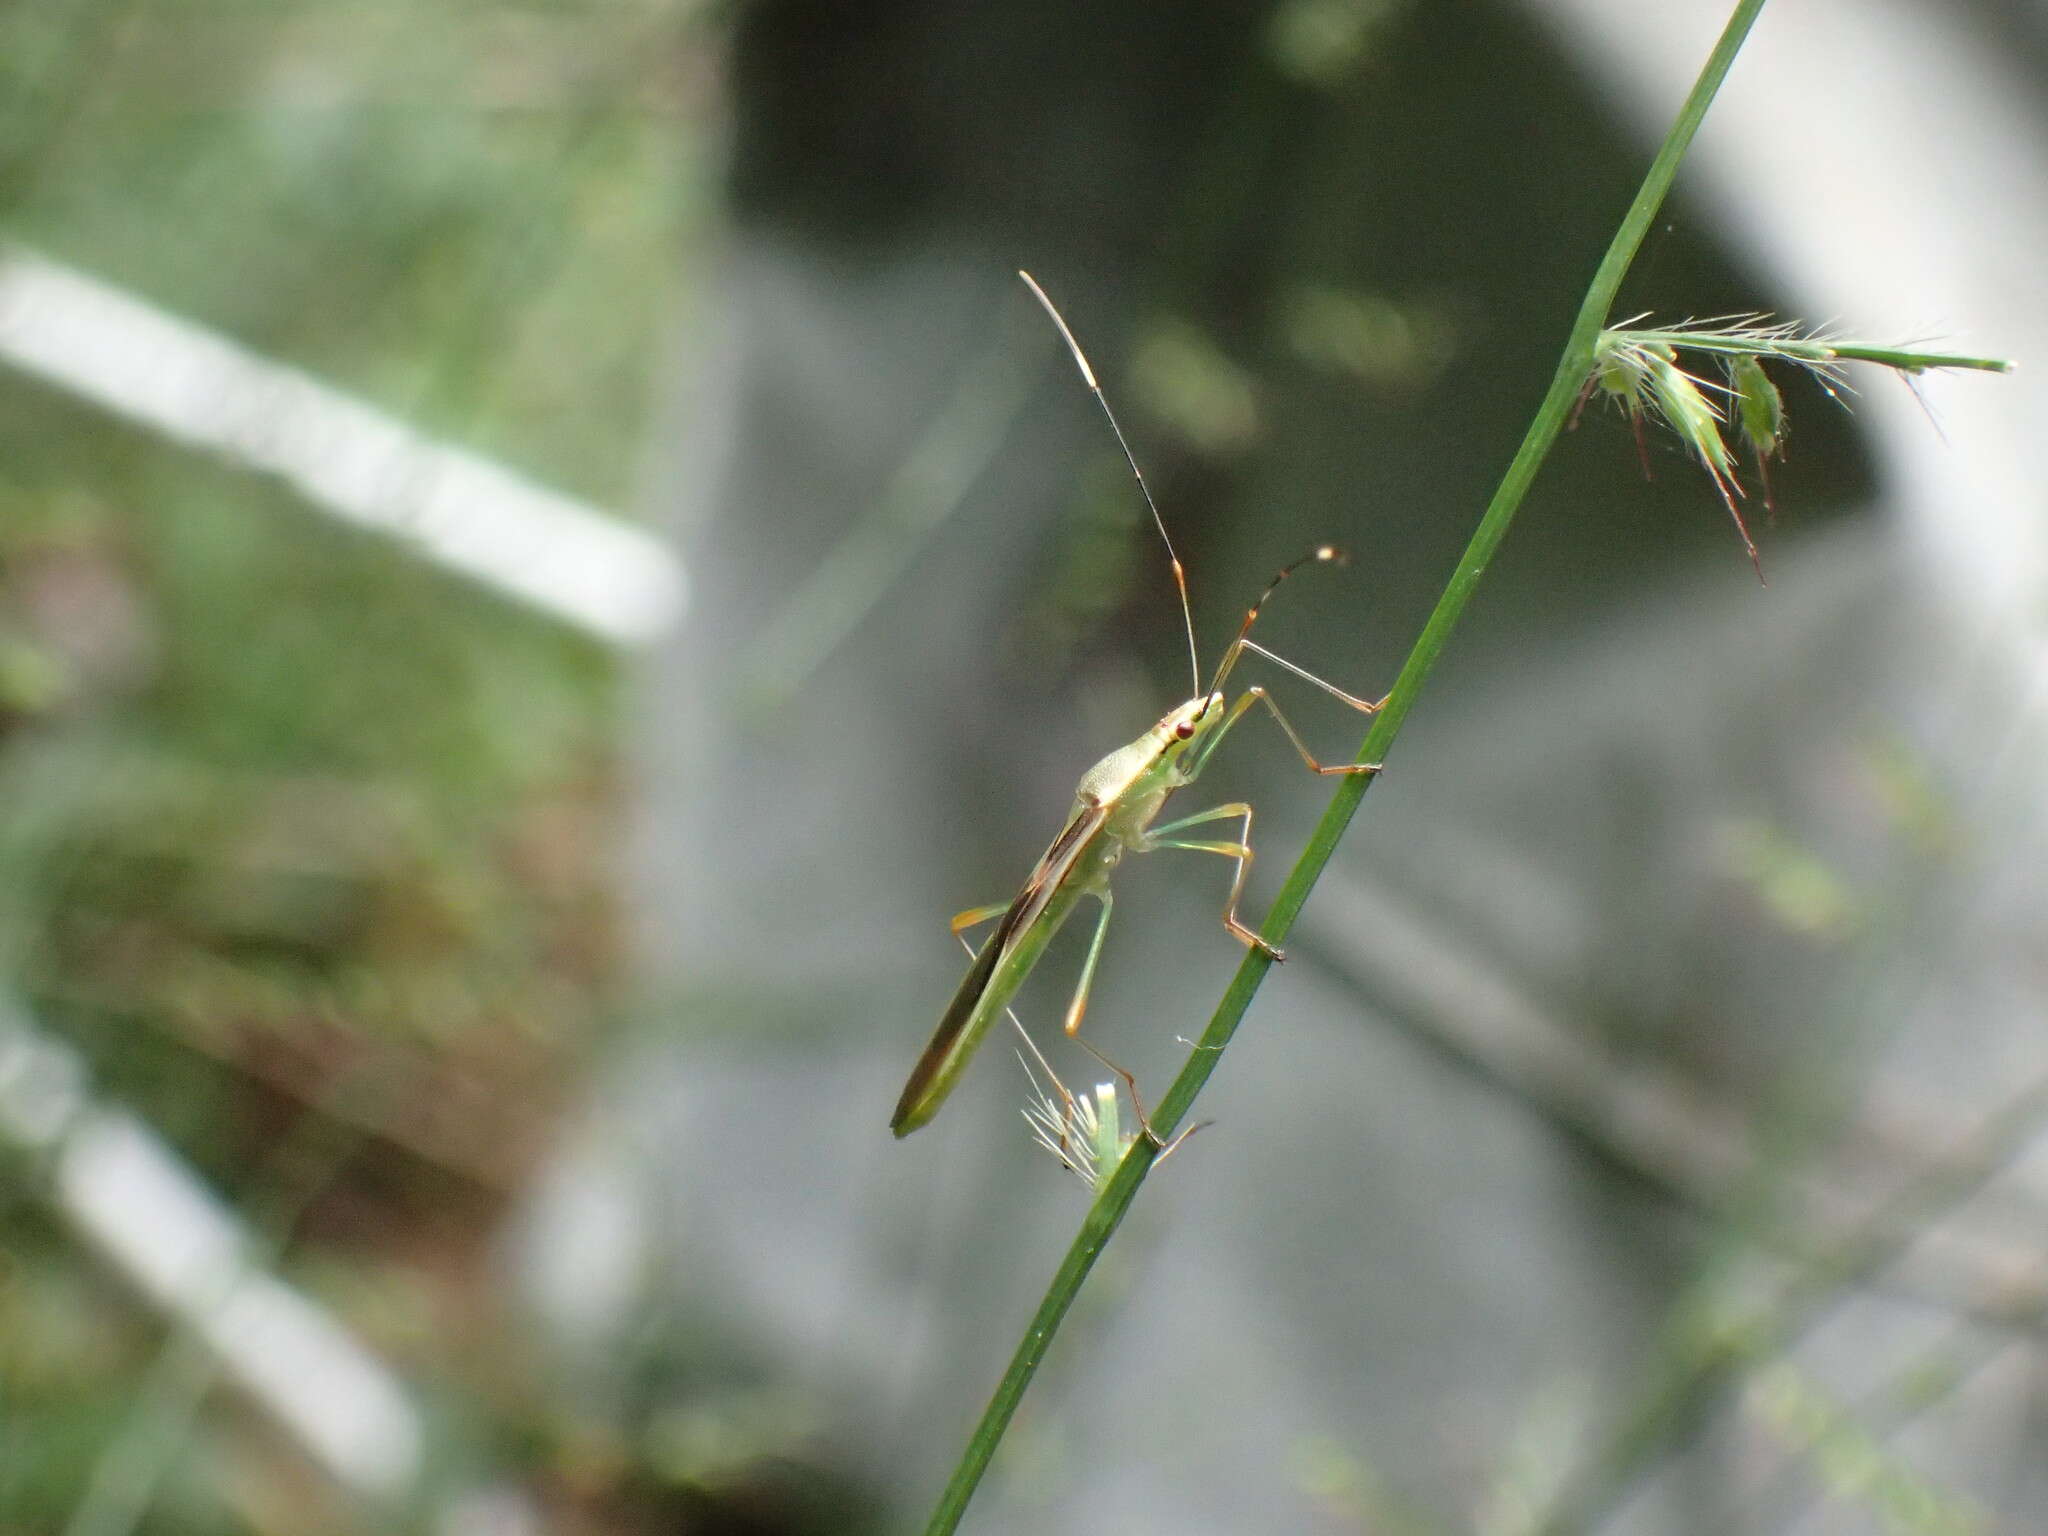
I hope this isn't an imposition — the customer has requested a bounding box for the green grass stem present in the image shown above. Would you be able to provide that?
[918,5,1772,1530]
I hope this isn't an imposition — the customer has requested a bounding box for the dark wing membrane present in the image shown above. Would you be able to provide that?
[890,798,1109,1135]
[890,921,1007,1132]
[987,796,1105,956]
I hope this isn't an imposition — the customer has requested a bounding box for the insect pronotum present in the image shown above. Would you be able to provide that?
[890,271,1386,1140]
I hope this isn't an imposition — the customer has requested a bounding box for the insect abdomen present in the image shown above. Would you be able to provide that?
[890,881,1086,1136]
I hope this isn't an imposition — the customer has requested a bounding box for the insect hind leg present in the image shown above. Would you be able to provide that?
[1069,1026,1199,1156]
[981,891,1182,1157]
[951,901,1010,937]
[1059,893,1168,1150]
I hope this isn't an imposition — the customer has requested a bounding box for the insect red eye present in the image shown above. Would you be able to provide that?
[1175,721,1196,740]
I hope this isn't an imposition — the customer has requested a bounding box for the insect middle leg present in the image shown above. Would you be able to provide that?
[1141,801,1285,961]
[1237,684,1385,779]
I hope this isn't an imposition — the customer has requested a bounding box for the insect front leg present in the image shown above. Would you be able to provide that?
[1241,685,1384,779]
[1141,801,1284,962]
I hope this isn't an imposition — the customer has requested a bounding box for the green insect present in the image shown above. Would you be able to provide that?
[890,272,1385,1140]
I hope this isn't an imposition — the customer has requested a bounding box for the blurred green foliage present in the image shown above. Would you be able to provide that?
[0,0,708,1529]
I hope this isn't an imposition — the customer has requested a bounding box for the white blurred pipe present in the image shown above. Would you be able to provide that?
[0,247,685,647]
[0,1003,422,1500]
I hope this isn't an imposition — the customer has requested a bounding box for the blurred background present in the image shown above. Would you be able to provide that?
[1,1,2043,1533]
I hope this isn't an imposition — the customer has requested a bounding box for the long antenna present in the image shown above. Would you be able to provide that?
[1018,270,1202,701]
